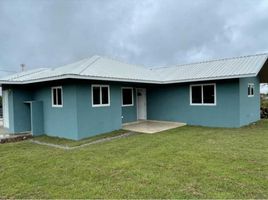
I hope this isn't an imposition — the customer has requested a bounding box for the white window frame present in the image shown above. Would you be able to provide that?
[190,83,216,106]
[121,87,134,107]
[248,83,254,97]
[51,86,63,108]
[91,85,110,107]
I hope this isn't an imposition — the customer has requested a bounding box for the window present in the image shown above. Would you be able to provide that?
[248,83,254,97]
[190,83,216,105]
[122,87,134,106]
[52,86,63,107]
[92,85,110,107]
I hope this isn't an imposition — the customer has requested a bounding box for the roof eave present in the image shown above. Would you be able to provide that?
[0,73,258,86]
[163,73,258,84]
[0,74,161,85]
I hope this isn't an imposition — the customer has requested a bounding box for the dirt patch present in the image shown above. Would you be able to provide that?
[0,133,32,144]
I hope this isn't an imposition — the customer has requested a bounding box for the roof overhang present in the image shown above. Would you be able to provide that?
[258,59,268,83]
[0,73,259,86]
[0,74,161,86]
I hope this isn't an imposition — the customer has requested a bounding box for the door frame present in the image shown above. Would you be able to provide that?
[136,88,147,120]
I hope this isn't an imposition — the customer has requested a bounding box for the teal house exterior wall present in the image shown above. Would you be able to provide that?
[2,76,262,140]
[33,82,79,140]
[122,105,137,123]
[239,77,260,126]
[76,81,122,140]
[33,81,140,140]
[76,81,139,139]
[147,79,241,127]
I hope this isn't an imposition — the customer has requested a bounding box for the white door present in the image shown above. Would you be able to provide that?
[137,88,147,120]
[2,90,9,128]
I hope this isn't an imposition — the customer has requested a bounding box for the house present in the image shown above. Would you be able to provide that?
[0,53,267,140]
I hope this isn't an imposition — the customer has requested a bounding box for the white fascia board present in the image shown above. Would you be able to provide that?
[0,73,258,85]
[163,73,257,84]
[0,74,161,85]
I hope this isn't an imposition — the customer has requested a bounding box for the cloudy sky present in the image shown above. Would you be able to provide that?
[0,0,268,78]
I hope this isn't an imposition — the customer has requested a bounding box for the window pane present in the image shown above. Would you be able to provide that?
[191,86,202,104]
[101,87,109,104]
[248,84,254,96]
[122,88,133,105]
[53,88,57,105]
[251,86,254,95]
[93,87,100,105]
[203,85,215,104]
[57,88,62,105]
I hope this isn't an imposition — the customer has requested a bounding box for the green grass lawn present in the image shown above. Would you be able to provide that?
[0,121,267,199]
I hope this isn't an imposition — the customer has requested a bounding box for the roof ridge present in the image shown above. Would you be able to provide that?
[152,53,268,70]
[78,56,101,74]
[100,55,148,69]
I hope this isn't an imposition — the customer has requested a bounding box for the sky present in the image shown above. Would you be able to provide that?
[0,0,268,91]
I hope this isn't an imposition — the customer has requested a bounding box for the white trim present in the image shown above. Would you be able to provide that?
[121,87,134,107]
[248,83,255,97]
[190,83,216,106]
[91,84,110,107]
[0,73,258,86]
[51,86,63,107]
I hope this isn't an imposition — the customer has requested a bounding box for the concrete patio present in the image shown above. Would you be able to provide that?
[122,120,186,134]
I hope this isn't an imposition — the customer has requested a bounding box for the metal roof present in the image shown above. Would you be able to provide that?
[0,53,267,85]
[151,53,268,83]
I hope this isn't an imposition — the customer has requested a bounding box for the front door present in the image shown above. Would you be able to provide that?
[137,88,147,120]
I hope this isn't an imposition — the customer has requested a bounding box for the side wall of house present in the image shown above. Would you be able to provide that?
[4,76,259,139]
[147,79,241,127]
[33,82,79,140]
[239,77,260,126]
[2,81,141,140]
[75,81,122,139]
[75,80,143,139]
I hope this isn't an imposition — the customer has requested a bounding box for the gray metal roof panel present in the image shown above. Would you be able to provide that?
[152,54,268,82]
[0,53,267,84]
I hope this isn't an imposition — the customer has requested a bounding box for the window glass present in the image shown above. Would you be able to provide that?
[248,84,254,96]
[190,84,216,105]
[251,87,254,96]
[52,87,63,107]
[101,87,109,104]
[93,87,101,105]
[191,86,202,104]
[122,88,133,105]
[203,85,215,104]
[53,88,57,105]
[57,88,62,105]
[92,85,110,106]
